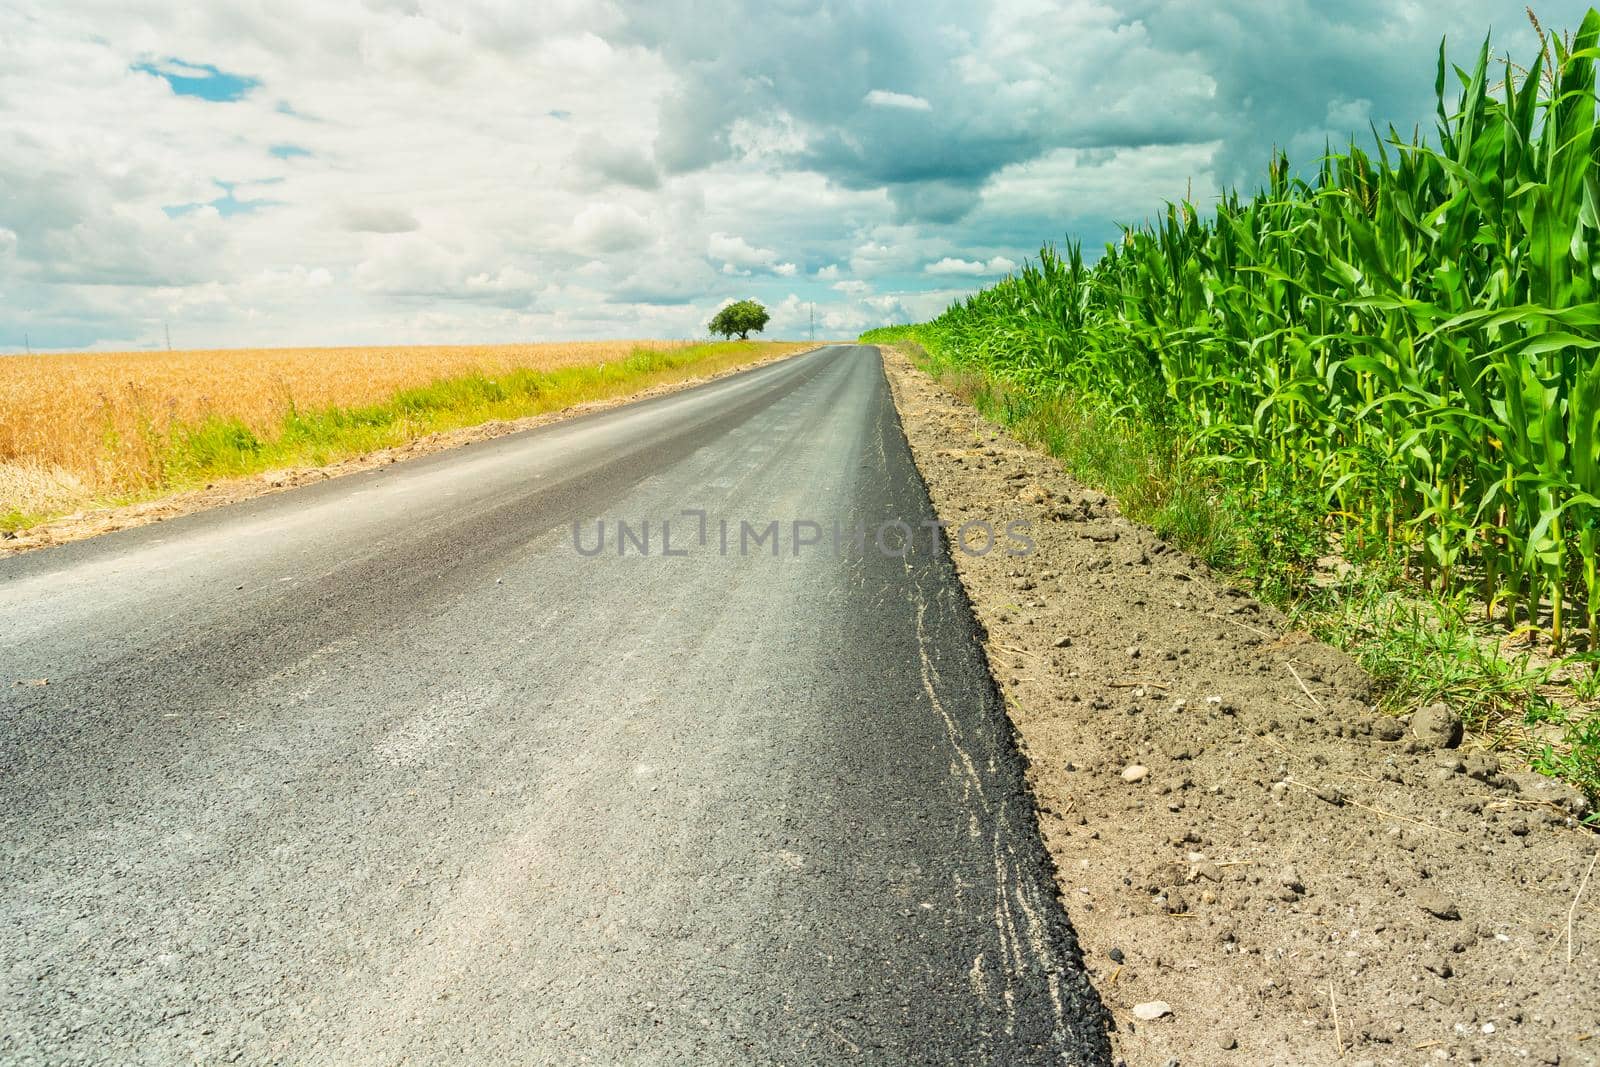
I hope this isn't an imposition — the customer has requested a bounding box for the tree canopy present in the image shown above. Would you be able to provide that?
[708,300,769,340]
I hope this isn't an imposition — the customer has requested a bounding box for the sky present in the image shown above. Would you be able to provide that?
[0,1,1587,351]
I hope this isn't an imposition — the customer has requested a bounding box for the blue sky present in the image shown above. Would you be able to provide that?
[130,58,259,102]
[0,1,1589,350]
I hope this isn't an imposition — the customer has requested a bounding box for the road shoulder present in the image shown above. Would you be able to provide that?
[878,343,1598,1066]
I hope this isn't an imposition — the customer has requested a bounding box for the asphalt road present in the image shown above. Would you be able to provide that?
[0,344,1110,1065]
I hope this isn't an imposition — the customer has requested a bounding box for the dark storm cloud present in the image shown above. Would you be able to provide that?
[608,0,1038,221]
[605,0,1227,222]
[1122,0,1580,187]
[608,0,1588,221]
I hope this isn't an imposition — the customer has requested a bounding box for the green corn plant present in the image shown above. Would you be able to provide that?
[905,8,1600,653]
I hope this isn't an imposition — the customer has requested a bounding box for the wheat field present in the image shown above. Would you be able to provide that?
[0,341,700,520]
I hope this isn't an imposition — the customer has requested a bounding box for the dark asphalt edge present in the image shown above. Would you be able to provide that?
[864,346,1115,1064]
[0,344,833,580]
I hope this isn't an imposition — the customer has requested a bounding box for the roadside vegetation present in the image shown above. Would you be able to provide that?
[709,299,770,341]
[1,339,802,531]
[865,10,1600,798]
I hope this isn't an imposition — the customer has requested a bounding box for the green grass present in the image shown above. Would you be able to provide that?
[880,334,1600,804]
[4,340,792,532]
[1301,579,1600,803]
[920,351,1238,567]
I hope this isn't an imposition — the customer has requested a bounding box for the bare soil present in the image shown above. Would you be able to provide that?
[881,345,1600,1066]
[0,346,814,559]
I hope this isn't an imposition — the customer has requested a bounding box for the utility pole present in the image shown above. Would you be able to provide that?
[165,322,172,351]
[23,332,30,356]
[809,302,815,343]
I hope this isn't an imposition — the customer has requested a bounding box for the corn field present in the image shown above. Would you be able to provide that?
[897,11,1600,652]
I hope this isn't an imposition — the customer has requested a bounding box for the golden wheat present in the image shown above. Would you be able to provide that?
[0,341,691,488]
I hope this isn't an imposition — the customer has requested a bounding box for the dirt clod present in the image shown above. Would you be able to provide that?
[1412,702,1464,749]
[1370,717,1403,741]
[1511,772,1593,820]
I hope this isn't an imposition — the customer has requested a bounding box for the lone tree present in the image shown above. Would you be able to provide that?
[709,299,770,340]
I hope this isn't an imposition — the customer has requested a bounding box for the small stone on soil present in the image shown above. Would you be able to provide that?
[1417,889,1461,920]
[1132,1001,1173,1021]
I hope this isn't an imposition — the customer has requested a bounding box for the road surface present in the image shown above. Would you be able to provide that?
[0,345,1110,1064]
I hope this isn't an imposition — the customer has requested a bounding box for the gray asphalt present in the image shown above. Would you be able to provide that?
[0,344,1110,1065]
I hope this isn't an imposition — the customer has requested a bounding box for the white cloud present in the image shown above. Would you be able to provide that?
[863,89,932,112]
[976,144,1219,225]
[925,258,984,276]
[339,204,420,234]
[354,234,539,307]
[574,133,661,189]
[252,265,334,290]
[573,203,655,254]
[0,0,1573,350]
[707,231,778,270]
[925,255,1017,276]
[848,228,940,277]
